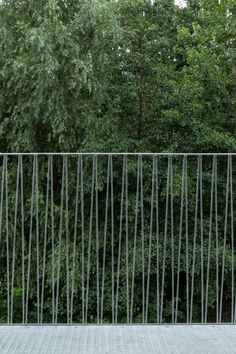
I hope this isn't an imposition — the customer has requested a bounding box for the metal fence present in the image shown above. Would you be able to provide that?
[0,153,235,324]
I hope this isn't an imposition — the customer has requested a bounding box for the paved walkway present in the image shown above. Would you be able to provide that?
[0,325,236,353]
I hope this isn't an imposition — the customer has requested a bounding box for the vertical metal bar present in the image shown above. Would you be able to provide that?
[55,156,65,324]
[235,289,236,323]
[101,156,110,323]
[5,156,9,324]
[65,156,70,324]
[25,156,36,324]
[70,156,80,323]
[110,156,114,324]
[85,155,95,323]
[215,156,219,323]
[0,156,5,319]
[145,156,155,323]
[125,156,129,324]
[160,156,170,323]
[175,157,185,323]
[10,156,20,323]
[156,157,159,323]
[170,157,174,323]
[95,155,100,324]
[140,156,145,324]
[35,156,40,324]
[80,156,85,324]
[185,156,189,323]
[229,156,234,323]
[219,156,230,323]
[115,156,125,323]
[190,156,200,323]
[40,156,50,323]
[200,156,204,323]
[50,156,55,324]
[0,156,5,246]
[130,156,140,323]
[20,156,25,324]
[205,156,215,323]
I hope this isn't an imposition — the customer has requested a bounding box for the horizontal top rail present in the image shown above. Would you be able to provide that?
[0,152,236,156]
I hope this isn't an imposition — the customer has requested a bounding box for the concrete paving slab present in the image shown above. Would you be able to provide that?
[0,325,236,354]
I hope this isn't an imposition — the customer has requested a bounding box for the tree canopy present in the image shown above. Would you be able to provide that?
[0,0,236,153]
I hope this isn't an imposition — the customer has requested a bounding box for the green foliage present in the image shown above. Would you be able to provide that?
[0,0,236,323]
[0,0,117,151]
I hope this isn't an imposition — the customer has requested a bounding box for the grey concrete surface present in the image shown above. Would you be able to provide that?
[0,325,236,354]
